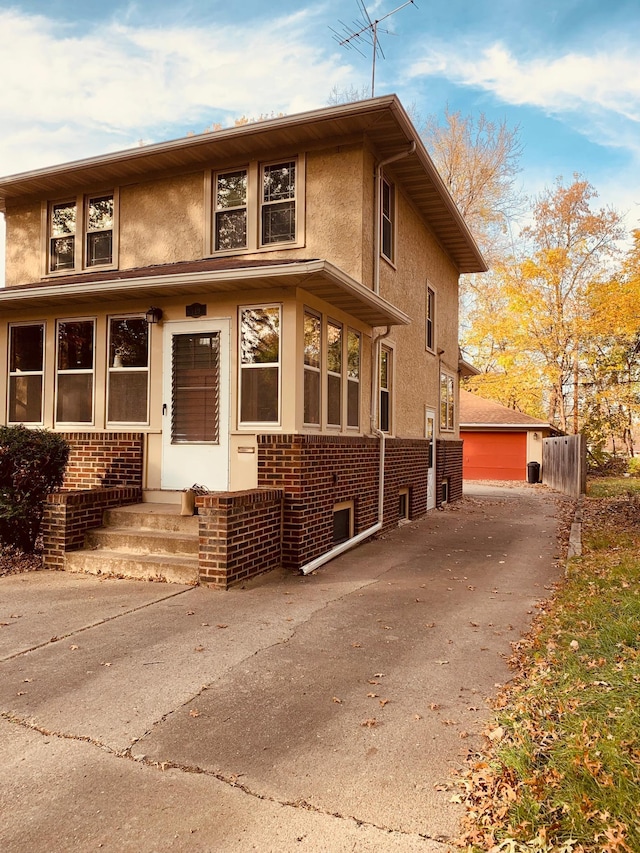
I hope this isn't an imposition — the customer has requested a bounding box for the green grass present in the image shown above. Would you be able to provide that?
[459,496,640,852]
[587,476,640,497]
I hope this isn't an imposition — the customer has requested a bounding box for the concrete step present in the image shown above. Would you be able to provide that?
[103,503,199,535]
[84,527,199,557]
[64,549,199,585]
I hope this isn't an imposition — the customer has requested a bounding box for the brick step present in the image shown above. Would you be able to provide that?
[64,549,199,585]
[84,527,199,557]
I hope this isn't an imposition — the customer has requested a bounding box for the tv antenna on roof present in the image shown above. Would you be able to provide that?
[331,0,418,98]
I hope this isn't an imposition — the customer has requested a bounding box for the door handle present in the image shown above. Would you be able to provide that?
[162,403,167,415]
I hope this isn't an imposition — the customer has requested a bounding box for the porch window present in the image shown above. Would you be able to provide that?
[240,305,281,424]
[261,161,296,245]
[8,323,44,424]
[214,169,247,251]
[107,317,149,424]
[379,345,392,433]
[327,320,342,427]
[381,176,395,262]
[56,319,95,424]
[303,311,321,426]
[347,329,360,429]
[440,371,455,431]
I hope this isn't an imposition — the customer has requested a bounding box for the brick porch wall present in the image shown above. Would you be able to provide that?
[59,432,144,490]
[436,439,463,504]
[42,486,142,570]
[257,435,435,571]
[197,489,283,589]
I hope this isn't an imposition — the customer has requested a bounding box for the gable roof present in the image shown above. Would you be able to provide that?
[0,95,486,275]
[459,390,553,428]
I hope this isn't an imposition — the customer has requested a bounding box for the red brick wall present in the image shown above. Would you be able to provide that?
[60,432,144,490]
[436,439,463,504]
[42,486,141,569]
[257,435,435,570]
[197,489,283,589]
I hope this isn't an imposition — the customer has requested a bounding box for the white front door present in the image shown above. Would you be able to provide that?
[426,409,436,510]
[161,319,230,491]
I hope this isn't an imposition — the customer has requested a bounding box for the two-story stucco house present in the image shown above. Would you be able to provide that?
[0,95,486,588]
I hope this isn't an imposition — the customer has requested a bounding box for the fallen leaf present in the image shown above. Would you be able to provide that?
[332,696,342,704]
[194,645,205,652]
[352,642,362,648]
[414,714,422,720]
[373,672,385,678]
[101,662,112,667]
[361,718,377,727]
[435,660,450,665]
[429,703,441,711]
[379,698,389,707]
[69,645,79,651]
[189,709,200,718]
[368,679,380,685]
[186,611,195,616]
[367,692,379,698]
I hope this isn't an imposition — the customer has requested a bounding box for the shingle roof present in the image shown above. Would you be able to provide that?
[459,390,551,428]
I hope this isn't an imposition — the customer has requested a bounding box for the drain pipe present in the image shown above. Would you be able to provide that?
[300,326,392,576]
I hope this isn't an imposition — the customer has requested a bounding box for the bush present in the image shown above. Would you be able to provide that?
[0,426,70,552]
[627,456,640,477]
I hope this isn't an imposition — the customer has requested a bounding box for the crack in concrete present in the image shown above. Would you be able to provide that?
[0,586,193,663]
[1,710,456,847]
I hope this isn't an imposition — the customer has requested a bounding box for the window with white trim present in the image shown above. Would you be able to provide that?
[55,319,95,424]
[261,160,296,245]
[239,305,281,424]
[48,192,115,274]
[303,311,321,426]
[440,371,455,431]
[381,176,395,262]
[107,316,150,424]
[213,169,247,251]
[327,320,342,427]
[347,329,360,429]
[8,323,45,424]
[426,284,436,352]
[379,345,392,433]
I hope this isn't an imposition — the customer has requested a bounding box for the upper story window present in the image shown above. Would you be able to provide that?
[209,158,302,256]
[381,176,395,263]
[214,169,247,251]
[261,161,296,245]
[426,284,436,352]
[47,191,116,275]
[8,323,45,424]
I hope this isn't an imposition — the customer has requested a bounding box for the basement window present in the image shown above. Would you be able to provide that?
[398,487,409,523]
[333,500,354,545]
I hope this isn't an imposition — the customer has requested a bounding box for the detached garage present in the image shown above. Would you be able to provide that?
[460,390,556,481]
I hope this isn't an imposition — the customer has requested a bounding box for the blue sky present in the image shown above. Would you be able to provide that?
[1,0,639,279]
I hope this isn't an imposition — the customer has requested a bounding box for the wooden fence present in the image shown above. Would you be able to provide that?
[542,434,587,498]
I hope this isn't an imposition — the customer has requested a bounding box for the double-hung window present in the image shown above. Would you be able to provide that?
[303,311,321,426]
[379,346,392,433]
[239,305,281,424]
[261,161,296,245]
[214,169,247,251]
[381,176,395,262]
[48,192,115,274]
[426,284,436,352]
[8,324,45,424]
[56,319,95,424]
[107,317,150,424]
[440,371,455,431]
[327,321,342,427]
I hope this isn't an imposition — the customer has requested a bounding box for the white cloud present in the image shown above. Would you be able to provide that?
[409,40,640,154]
[0,7,354,174]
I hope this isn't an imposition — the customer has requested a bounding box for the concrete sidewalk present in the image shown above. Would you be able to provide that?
[0,484,568,852]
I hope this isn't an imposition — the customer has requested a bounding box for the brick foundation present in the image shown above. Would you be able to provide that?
[197,489,283,589]
[436,439,463,504]
[257,434,439,570]
[60,432,144,490]
[42,486,142,570]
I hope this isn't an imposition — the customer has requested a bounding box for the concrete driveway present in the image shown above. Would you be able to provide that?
[0,484,567,852]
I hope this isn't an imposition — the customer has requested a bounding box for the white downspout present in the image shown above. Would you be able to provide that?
[300,142,416,576]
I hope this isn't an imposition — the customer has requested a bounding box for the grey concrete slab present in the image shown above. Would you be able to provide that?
[0,487,569,851]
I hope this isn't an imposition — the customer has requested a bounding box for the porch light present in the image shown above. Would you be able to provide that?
[145,306,163,325]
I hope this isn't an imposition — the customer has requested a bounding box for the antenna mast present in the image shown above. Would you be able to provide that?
[331,0,417,97]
